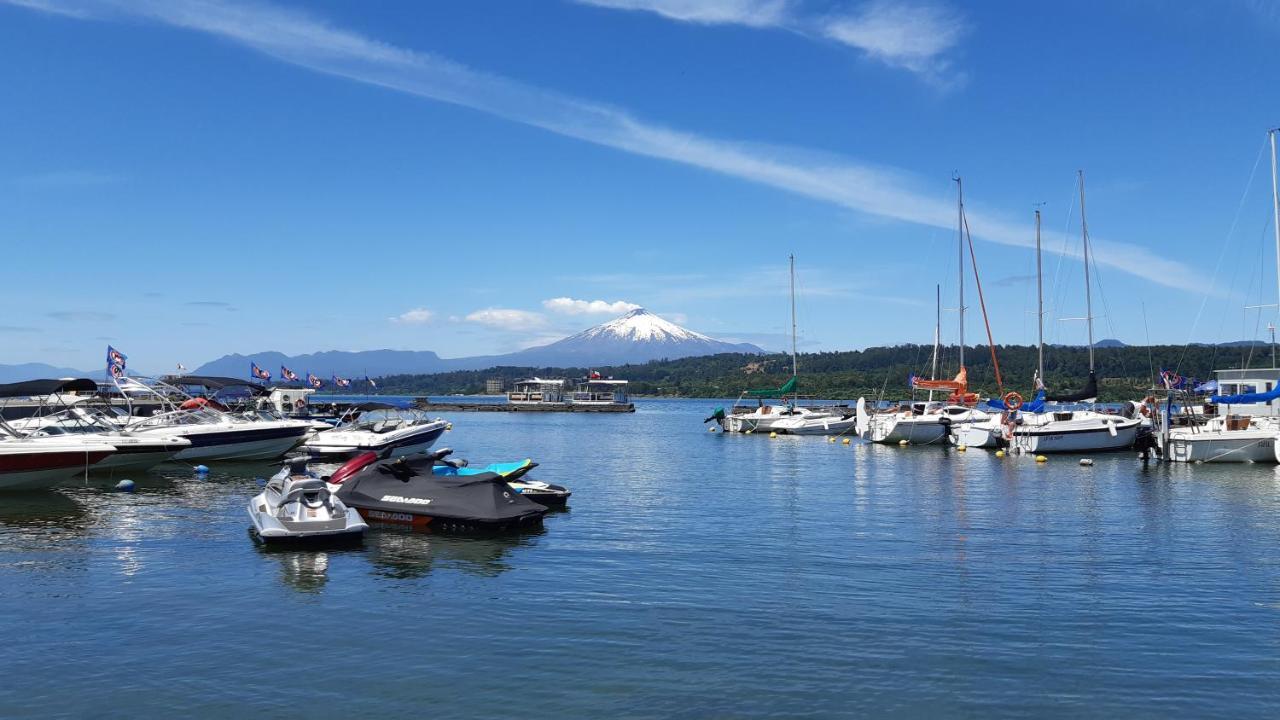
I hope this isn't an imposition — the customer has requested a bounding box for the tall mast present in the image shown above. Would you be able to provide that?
[789,253,798,379]
[1035,208,1044,383]
[931,284,941,381]
[955,176,965,369]
[1270,128,1280,336]
[929,283,940,401]
[1078,170,1095,372]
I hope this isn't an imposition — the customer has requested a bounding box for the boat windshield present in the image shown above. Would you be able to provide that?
[338,408,431,431]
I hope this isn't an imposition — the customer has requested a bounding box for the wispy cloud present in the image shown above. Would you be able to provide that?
[0,325,39,333]
[542,297,641,315]
[575,0,787,28]
[4,0,1194,289]
[14,170,123,188]
[47,310,115,322]
[575,0,966,82]
[184,300,233,307]
[820,1,966,80]
[389,307,435,324]
[465,308,546,330]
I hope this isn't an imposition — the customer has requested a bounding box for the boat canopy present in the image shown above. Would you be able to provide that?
[0,378,99,398]
[984,389,1046,413]
[1046,371,1098,402]
[162,375,269,396]
[746,375,797,398]
[1210,384,1280,405]
[346,401,404,412]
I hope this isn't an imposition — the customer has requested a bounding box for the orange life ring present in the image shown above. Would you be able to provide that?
[1003,391,1023,411]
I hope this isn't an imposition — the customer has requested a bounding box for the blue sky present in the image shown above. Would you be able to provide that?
[3,0,1280,372]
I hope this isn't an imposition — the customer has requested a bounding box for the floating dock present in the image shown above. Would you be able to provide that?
[414,400,634,413]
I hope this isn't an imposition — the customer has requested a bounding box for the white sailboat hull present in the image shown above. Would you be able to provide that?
[1011,416,1140,453]
[1165,430,1277,463]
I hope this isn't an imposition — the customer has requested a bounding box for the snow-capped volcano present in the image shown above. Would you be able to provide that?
[194,309,764,377]
[506,309,765,366]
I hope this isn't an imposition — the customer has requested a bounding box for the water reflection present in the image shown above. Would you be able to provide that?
[256,544,336,594]
[364,527,545,580]
[0,491,87,532]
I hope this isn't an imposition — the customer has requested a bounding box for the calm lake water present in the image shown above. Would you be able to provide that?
[3,398,1280,718]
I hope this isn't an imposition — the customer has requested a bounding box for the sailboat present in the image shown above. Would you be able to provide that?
[953,209,1050,449]
[1161,128,1280,463]
[856,177,993,445]
[712,256,856,435]
[1007,171,1141,453]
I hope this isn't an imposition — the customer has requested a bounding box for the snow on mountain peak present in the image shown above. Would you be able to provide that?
[579,308,713,344]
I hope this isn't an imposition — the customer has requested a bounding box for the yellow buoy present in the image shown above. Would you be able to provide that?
[995,450,1006,458]
[898,439,909,446]
[446,423,453,431]
[842,438,851,445]
[957,445,967,452]
[769,432,778,439]
[1035,455,1048,463]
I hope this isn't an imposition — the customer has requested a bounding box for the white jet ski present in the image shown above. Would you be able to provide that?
[248,457,367,545]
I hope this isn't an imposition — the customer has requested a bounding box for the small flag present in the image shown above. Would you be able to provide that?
[176,363,188,373]
[907,373,917,388]
[307,372,323,389]
[366,375,378,390]
[106,345,127,379]
[1160,369,1185,390]
[590,370,602,379]
[332,375,351,388]
[251,362,272,382]
[281,366,300,382]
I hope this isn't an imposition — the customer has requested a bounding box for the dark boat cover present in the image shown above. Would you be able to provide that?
[161,376,269,396]
[0,378,99,398]
[1046,371,1098,402]
[335,456,546,527]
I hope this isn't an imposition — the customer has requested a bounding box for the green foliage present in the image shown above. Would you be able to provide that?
[368,343,1274,401]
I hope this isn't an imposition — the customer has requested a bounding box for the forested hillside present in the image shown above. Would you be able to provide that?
[365,342,1276,401]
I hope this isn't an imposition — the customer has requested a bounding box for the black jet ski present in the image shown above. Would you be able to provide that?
[431,451,571,507]
[328,451,546,533]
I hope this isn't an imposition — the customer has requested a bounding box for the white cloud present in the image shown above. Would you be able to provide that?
[465,308,546,330]
[820,1,966,78]
[576,0,965,81]
[542,297,641,315]
[389,308,434,324]
[574,0,788,27]
[4,0,1197,290]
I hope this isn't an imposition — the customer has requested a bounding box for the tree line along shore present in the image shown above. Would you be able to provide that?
[353,343,1270,402]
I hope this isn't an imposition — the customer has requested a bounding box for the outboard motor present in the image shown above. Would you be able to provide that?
[1134,426,1160,462]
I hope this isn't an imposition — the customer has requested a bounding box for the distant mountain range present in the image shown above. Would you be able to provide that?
[0,362,98,384]
[192,309,764,379]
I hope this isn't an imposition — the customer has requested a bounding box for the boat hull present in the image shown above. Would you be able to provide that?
[171,426,311,462]
[1012,422,1139,453]
[304,423,447,461]
[865,418,950,445]
[1164,432,1277,463]
[0,448,116,490]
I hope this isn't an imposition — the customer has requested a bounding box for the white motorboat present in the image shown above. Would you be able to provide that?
[9,408,191,472]
[249,458,367,544]
[110,375,314,462]
[126,407,312,462]
[0,379,192,472]
[302,403,448,460]
[0,435,118,490]
[856,399,988,445]
[770,408,858,436]
[1163,415,1277,463]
